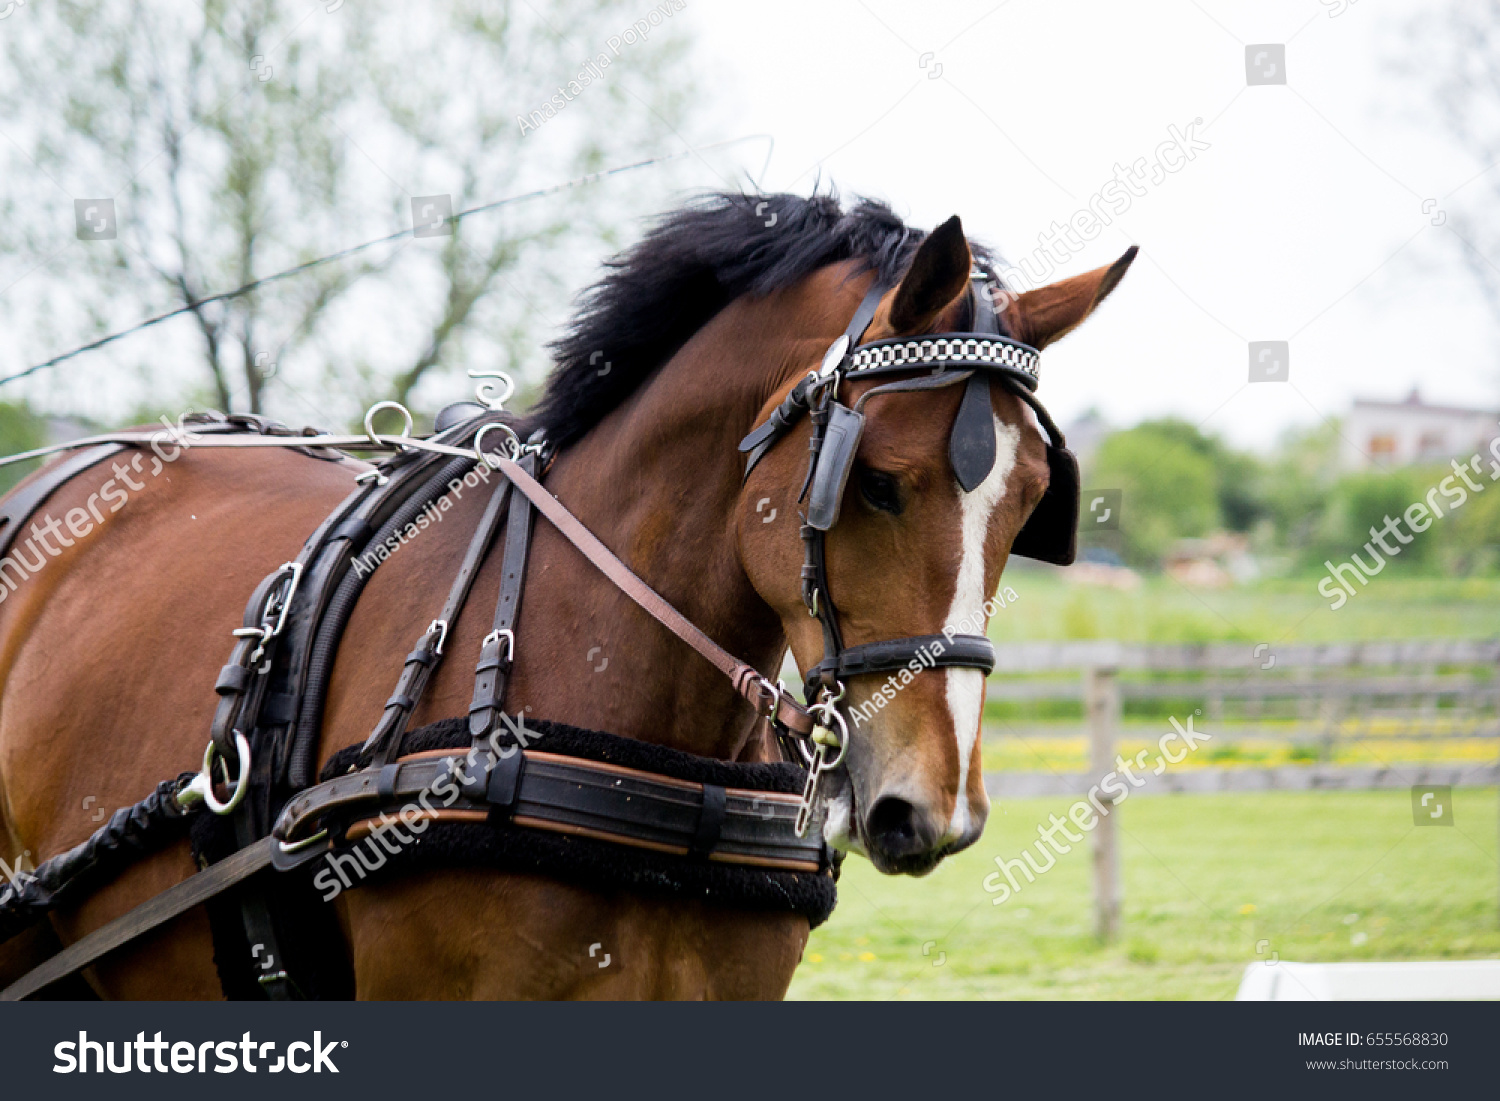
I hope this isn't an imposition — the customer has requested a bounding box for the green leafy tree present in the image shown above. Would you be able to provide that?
[1087,420,1221,566]
[1130,418,1266,532]
[1261,420,1341,560]
[0,403,50,496]
[1313,467,1437,572]
[1449,463,1500,572]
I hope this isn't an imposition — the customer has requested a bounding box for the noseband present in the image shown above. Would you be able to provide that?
[737,273,1081,715]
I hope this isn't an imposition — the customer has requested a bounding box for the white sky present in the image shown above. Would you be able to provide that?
[5,0,1494,452]
[685,0,1498,451]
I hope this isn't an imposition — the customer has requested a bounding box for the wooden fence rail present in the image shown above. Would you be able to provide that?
[982,639,1500,940]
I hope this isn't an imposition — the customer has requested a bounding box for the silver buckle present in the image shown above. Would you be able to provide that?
[235,562,302,668]
[483,628,515,662]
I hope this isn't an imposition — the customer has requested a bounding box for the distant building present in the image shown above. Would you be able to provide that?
[1341,389,1498,469]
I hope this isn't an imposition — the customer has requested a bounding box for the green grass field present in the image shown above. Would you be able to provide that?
[787,575,1500,999]
[788,789,1500,1000]
[990,569,1500,644]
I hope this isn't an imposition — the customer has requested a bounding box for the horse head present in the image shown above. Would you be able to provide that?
[738,216,1135,875]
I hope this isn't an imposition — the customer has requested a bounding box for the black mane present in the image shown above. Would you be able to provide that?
[536,191,989,449]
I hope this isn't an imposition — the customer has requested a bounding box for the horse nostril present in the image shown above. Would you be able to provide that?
[865,796,932,858]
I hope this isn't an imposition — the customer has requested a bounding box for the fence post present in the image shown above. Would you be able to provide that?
[1085,664,1122,942]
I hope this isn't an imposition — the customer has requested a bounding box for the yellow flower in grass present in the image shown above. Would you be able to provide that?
[1239,903,1256,915]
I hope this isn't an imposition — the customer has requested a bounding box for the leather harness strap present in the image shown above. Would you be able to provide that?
[364,475,517,767]
[467,450,541,745]
[272,749,823,872]
[488,454,814,736]
[0,443,126,560]
[0,839,276,1002]
[804,632,996,685]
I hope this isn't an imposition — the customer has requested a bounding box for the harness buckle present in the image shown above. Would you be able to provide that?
[474,422,523,468]
[236,562,302,669]
[482,628,515,663]
[363,400,415,450]
[426,618,449,657]
[751,675,784,721]
[262,562,302,641]
[818,334,850,377]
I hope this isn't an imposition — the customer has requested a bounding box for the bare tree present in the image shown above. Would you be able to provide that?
[0,0,701,421]
[1416,0,1500,321]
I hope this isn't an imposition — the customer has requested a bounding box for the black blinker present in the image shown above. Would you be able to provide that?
[949,373,996,493]
[805,402,865,531]
[1008,444,1080,566]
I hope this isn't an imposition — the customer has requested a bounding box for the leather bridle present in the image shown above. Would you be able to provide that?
[736,273,1080,776]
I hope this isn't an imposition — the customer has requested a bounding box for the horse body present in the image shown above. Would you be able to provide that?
[322,275,834,998]
[0,194,1134,999]
[0,446,356,997]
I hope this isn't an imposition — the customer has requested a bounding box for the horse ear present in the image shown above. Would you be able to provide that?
[1005,245,1138,350]
[886,215,972,334]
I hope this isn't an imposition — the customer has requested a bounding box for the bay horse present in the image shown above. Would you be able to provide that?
[0,193,1133,999]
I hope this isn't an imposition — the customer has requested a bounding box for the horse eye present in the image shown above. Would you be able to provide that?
[858,467,903,515]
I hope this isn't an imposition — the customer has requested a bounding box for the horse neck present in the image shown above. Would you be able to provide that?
[534,294,813,761]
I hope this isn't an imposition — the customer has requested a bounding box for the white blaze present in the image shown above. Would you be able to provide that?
[944,416,1018,840]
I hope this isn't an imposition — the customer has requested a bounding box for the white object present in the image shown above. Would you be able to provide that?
[1236,960,1500,1000]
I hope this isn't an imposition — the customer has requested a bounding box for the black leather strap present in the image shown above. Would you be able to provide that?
[468,452,539,744]
[0,444,125,561]
[738,375,813,475]
[804,632,995,686]
[273,751,824,872]
[691,783,727,857]
[0,774,194,945]
[951,372,996,493]
[364,475,517,766]
[843,278,886,347]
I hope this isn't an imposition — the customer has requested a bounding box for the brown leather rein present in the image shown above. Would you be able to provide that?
[489,453,817,738]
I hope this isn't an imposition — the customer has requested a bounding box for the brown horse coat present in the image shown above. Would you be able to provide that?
[0,200,1132,999]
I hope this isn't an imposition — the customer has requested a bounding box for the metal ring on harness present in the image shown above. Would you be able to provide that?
[363,401,414,449]
[176,731,253,816]
[809,690,849,770]
[473,422,523,468]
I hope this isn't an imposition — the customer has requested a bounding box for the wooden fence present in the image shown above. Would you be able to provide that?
[981,639,1500,939]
